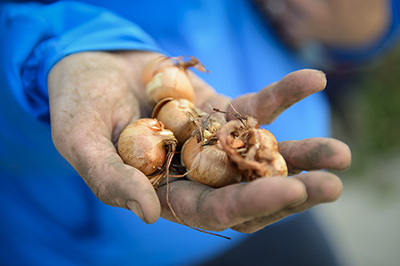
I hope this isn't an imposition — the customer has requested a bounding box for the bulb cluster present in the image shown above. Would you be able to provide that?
[118,55,288,188]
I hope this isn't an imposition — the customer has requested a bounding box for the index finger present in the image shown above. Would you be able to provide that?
[229,69,327,124]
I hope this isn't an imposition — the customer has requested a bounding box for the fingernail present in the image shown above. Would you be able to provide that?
[126,200,146,223]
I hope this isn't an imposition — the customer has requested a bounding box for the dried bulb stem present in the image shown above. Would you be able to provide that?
[217,118,288,181]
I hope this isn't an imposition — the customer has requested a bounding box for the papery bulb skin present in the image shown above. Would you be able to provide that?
[118,118,177,176]
[142,56,205,106]
[181,137,242,188]
[153,98,207,145]
[145,67,195,105]
[141,55,168,85]
[243,128,288,180]
[217,118,288,182]
[180,136,200,170]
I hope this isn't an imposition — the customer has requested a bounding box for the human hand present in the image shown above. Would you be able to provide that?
[255,0,390,48]
[48,51,351,234]
[158,69,351,233]
[48,51,163,224]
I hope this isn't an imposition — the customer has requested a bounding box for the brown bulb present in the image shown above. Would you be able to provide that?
[217,119,288,182]
[142,56,206,106]
[181,137,242,188]
[145,66,195,105]
[152,98,208,145]
[118,118,177,177]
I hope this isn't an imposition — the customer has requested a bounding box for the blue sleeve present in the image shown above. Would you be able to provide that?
[0,1,166,123]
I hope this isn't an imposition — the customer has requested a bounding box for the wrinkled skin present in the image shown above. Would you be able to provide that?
[48,51,351,233]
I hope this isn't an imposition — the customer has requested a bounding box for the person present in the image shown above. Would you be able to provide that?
[256,0,400,101]
[5,0,397,265]
[258,0,392,50]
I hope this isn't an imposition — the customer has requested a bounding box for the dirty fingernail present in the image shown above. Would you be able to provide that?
[126,200,147,223]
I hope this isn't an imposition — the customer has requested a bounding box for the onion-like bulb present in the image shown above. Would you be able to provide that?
[152,98,210,145]
[181,136,242,188]
[117,118,177,185]
[142,55,208,105]
[217,119,288,182]
[243,128,287,180]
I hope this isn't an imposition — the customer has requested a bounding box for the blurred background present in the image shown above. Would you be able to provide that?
[315,45,400,266]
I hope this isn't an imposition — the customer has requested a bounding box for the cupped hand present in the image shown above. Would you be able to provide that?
[158,68,351,233]
[48,51,351,233]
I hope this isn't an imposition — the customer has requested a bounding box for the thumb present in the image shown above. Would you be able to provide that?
[53,127,161,224]
[94,152,161,224]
